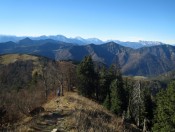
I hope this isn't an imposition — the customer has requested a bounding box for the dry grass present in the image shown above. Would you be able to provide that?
[0,88,46,129]
[61,93,123,132]
[0,90,140,132]
[7,92,139,132]
[0,54,38,65]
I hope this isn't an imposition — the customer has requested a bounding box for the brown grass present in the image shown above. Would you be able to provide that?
[0,54,38,65]
[4,92,123,131]
[0,88,46,128]
[3,92,139,131]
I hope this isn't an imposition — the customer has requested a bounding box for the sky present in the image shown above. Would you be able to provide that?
[0,0,175,44]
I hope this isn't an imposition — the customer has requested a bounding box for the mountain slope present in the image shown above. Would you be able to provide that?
[0,38,74,59]
[111,40,165,49]
[54,42,175,76]
[14,92,138,132]
[0,39,175,76]
[120,45,175,76]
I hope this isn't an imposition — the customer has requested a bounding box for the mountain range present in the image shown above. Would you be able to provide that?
[0,37,175,77]
[0,35,171,49]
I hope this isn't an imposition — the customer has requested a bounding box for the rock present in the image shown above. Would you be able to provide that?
[51,128,58,132]
[29,106,44,116]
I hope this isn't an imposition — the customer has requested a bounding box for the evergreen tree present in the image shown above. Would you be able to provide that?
[77,56,96,98]
[153,81,175,132]
[98,67,108,102]
[123,78,134,120]
[110,80,122,114]
[143,86,154,130]
[102,64,126,115]
[103,94,111,110]
[108,65,118,81]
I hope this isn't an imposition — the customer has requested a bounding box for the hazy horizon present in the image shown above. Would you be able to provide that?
[0,34,173,44]
[0,0,174,44]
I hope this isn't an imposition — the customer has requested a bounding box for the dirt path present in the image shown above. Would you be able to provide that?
[16,92,77,132]
[15,92,125,132]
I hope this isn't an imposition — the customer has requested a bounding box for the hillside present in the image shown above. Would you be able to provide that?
[1,39,175,76]
[0,53,77,93]
[0,54,51,90]
[11,92,139,132]
[55,42,175,76]
[0,54,78,128]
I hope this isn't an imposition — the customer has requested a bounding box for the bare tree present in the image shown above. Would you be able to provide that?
[41,60,60,100]
[40,60,77,99]
[60,62,76,91]
[129,80,145,127]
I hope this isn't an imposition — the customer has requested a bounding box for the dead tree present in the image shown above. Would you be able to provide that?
[129,81,145,127]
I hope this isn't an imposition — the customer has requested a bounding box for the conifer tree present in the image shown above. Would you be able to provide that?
[103,94,111,110]
[98,67,109,102]
[153,81,175,131]
[110,80,122,114]
[77,56,96,98]
[102,64,126,115]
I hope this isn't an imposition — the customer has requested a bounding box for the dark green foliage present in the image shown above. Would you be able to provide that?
[77,56,127,115]
[152,81,175,131]
[101,64,126,115]
[98,67,111,102]
[77,56,97,98]
[143,88,154,128]
[110,80,122,114]
[98,67,108,101]
[103,94,111,110]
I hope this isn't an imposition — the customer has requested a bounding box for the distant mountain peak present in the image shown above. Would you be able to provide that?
[139,40,164,46]
[18,37,34,45]
[106,41,118,45]
[23,37,32,40]
[0,34,170,48]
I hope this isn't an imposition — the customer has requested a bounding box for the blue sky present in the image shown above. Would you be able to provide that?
[0,0,175,44]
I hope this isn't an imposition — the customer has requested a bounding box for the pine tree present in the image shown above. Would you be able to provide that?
[98,66,112,102]
[110,80,122,114]
[103,94,111,110]
[153,81,175,132]
[101,64,126,115]
[77,56,96,98]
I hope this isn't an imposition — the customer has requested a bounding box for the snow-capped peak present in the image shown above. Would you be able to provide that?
[139,40,163,46]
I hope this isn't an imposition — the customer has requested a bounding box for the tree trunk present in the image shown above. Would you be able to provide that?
[61,83,64,96]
